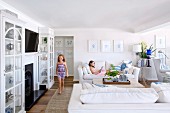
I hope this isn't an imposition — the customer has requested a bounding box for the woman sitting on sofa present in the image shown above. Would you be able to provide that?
[89,60,106,75]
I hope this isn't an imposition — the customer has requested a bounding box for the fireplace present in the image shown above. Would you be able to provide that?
[25,63,47,111]
[25,63,33,97]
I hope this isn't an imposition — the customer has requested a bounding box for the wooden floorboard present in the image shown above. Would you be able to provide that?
[26,76,74,113]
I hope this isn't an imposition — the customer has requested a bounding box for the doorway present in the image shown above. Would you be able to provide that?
[54,36,74,77]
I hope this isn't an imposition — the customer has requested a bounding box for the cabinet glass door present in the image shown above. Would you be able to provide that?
[5,21,15,113]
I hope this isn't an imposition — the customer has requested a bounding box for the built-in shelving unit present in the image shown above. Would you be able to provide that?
[0,10,25,113]
[38,27,54,89]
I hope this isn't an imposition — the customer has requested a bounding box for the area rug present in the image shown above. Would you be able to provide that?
[45,87,73,113]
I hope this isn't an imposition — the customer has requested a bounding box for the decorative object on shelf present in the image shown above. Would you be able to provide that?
[5,107,13,113]
[65,50,73,58]
[114,40,124,52]
[43,37,47,44]
[65,39,73,47]
[5,91,13,103]
[88,40,98,52]
[41,69,47,76]
[55,50,63,56]
[6,30,14,39]
[101,40,112,52]
[6,43,14,50]
[42,78,48,84]
[5,65,13,72]
[146,44,156,67]
[55,38,63,47]
[139,41,147,58]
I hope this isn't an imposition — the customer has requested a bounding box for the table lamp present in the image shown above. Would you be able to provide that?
[133,44,142,65]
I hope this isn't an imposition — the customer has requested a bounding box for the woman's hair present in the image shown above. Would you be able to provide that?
[89,60,95,67]
[58,54,66,62]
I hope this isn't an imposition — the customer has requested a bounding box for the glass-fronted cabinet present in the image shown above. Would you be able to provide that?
[38,28,54,89]
[0,11,24,113]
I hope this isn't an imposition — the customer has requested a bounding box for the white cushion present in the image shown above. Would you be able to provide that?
[82,83,94,89]
[80,87,158,104]
[83,63,92,74]
[83,74,105,80]
[151,82,170,103]
[82,67,88,75]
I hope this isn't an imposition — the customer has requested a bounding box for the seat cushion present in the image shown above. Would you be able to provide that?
[80,87,159,104]
[151,82,170,103]
[83,74,105,80]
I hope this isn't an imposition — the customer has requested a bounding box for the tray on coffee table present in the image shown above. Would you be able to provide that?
[103,78,130,85]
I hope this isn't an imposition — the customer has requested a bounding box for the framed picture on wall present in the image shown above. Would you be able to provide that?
[113,40,124,52]
[88,40,98,52]
[101,40,113,52]
[155,36,166,48]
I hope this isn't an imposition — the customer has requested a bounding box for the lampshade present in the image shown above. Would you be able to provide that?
[133,44,142,52]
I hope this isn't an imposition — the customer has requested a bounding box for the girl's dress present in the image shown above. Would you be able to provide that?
[57,63,65,78]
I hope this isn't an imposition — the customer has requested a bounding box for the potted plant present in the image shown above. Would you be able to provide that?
[106,64,119,81]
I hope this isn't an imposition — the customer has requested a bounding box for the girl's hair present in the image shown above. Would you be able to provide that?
[58,54,66,62]
[89,60,95,67]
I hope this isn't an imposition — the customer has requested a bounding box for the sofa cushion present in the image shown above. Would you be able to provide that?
[151,82,170,103]
[80,87,159,104]
[83,74,105,80]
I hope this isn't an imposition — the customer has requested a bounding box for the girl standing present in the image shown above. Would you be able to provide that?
[56,54,68,94]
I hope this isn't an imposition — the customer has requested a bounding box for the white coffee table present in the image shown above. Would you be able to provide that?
[92,78,145,88]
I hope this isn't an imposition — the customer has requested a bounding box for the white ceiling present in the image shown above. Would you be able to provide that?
[2,0,170,32]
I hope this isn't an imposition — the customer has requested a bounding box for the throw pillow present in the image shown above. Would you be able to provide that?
[83,63,92,74]
[82,67,88,75]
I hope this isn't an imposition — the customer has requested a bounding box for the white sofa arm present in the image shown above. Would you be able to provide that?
[78,65,84,84]
[132,67,140,82]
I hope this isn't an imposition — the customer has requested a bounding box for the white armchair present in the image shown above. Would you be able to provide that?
[153,59,170,82]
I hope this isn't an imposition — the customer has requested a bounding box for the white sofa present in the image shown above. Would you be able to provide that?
[68,84,170,113]
[78,61,141,84]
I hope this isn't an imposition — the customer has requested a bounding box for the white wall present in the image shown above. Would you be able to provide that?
[54,28,142,81]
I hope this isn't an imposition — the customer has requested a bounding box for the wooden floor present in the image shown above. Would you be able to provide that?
[26,76,75,113]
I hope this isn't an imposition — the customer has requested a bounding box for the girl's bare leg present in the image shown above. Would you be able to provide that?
[61,78,64,92]
[58,77,61,94]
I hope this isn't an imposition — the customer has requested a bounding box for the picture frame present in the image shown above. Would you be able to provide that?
[88,40,98,52]
[113,40,124,52]
[155,36,166,48]
[101,40,113,52]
